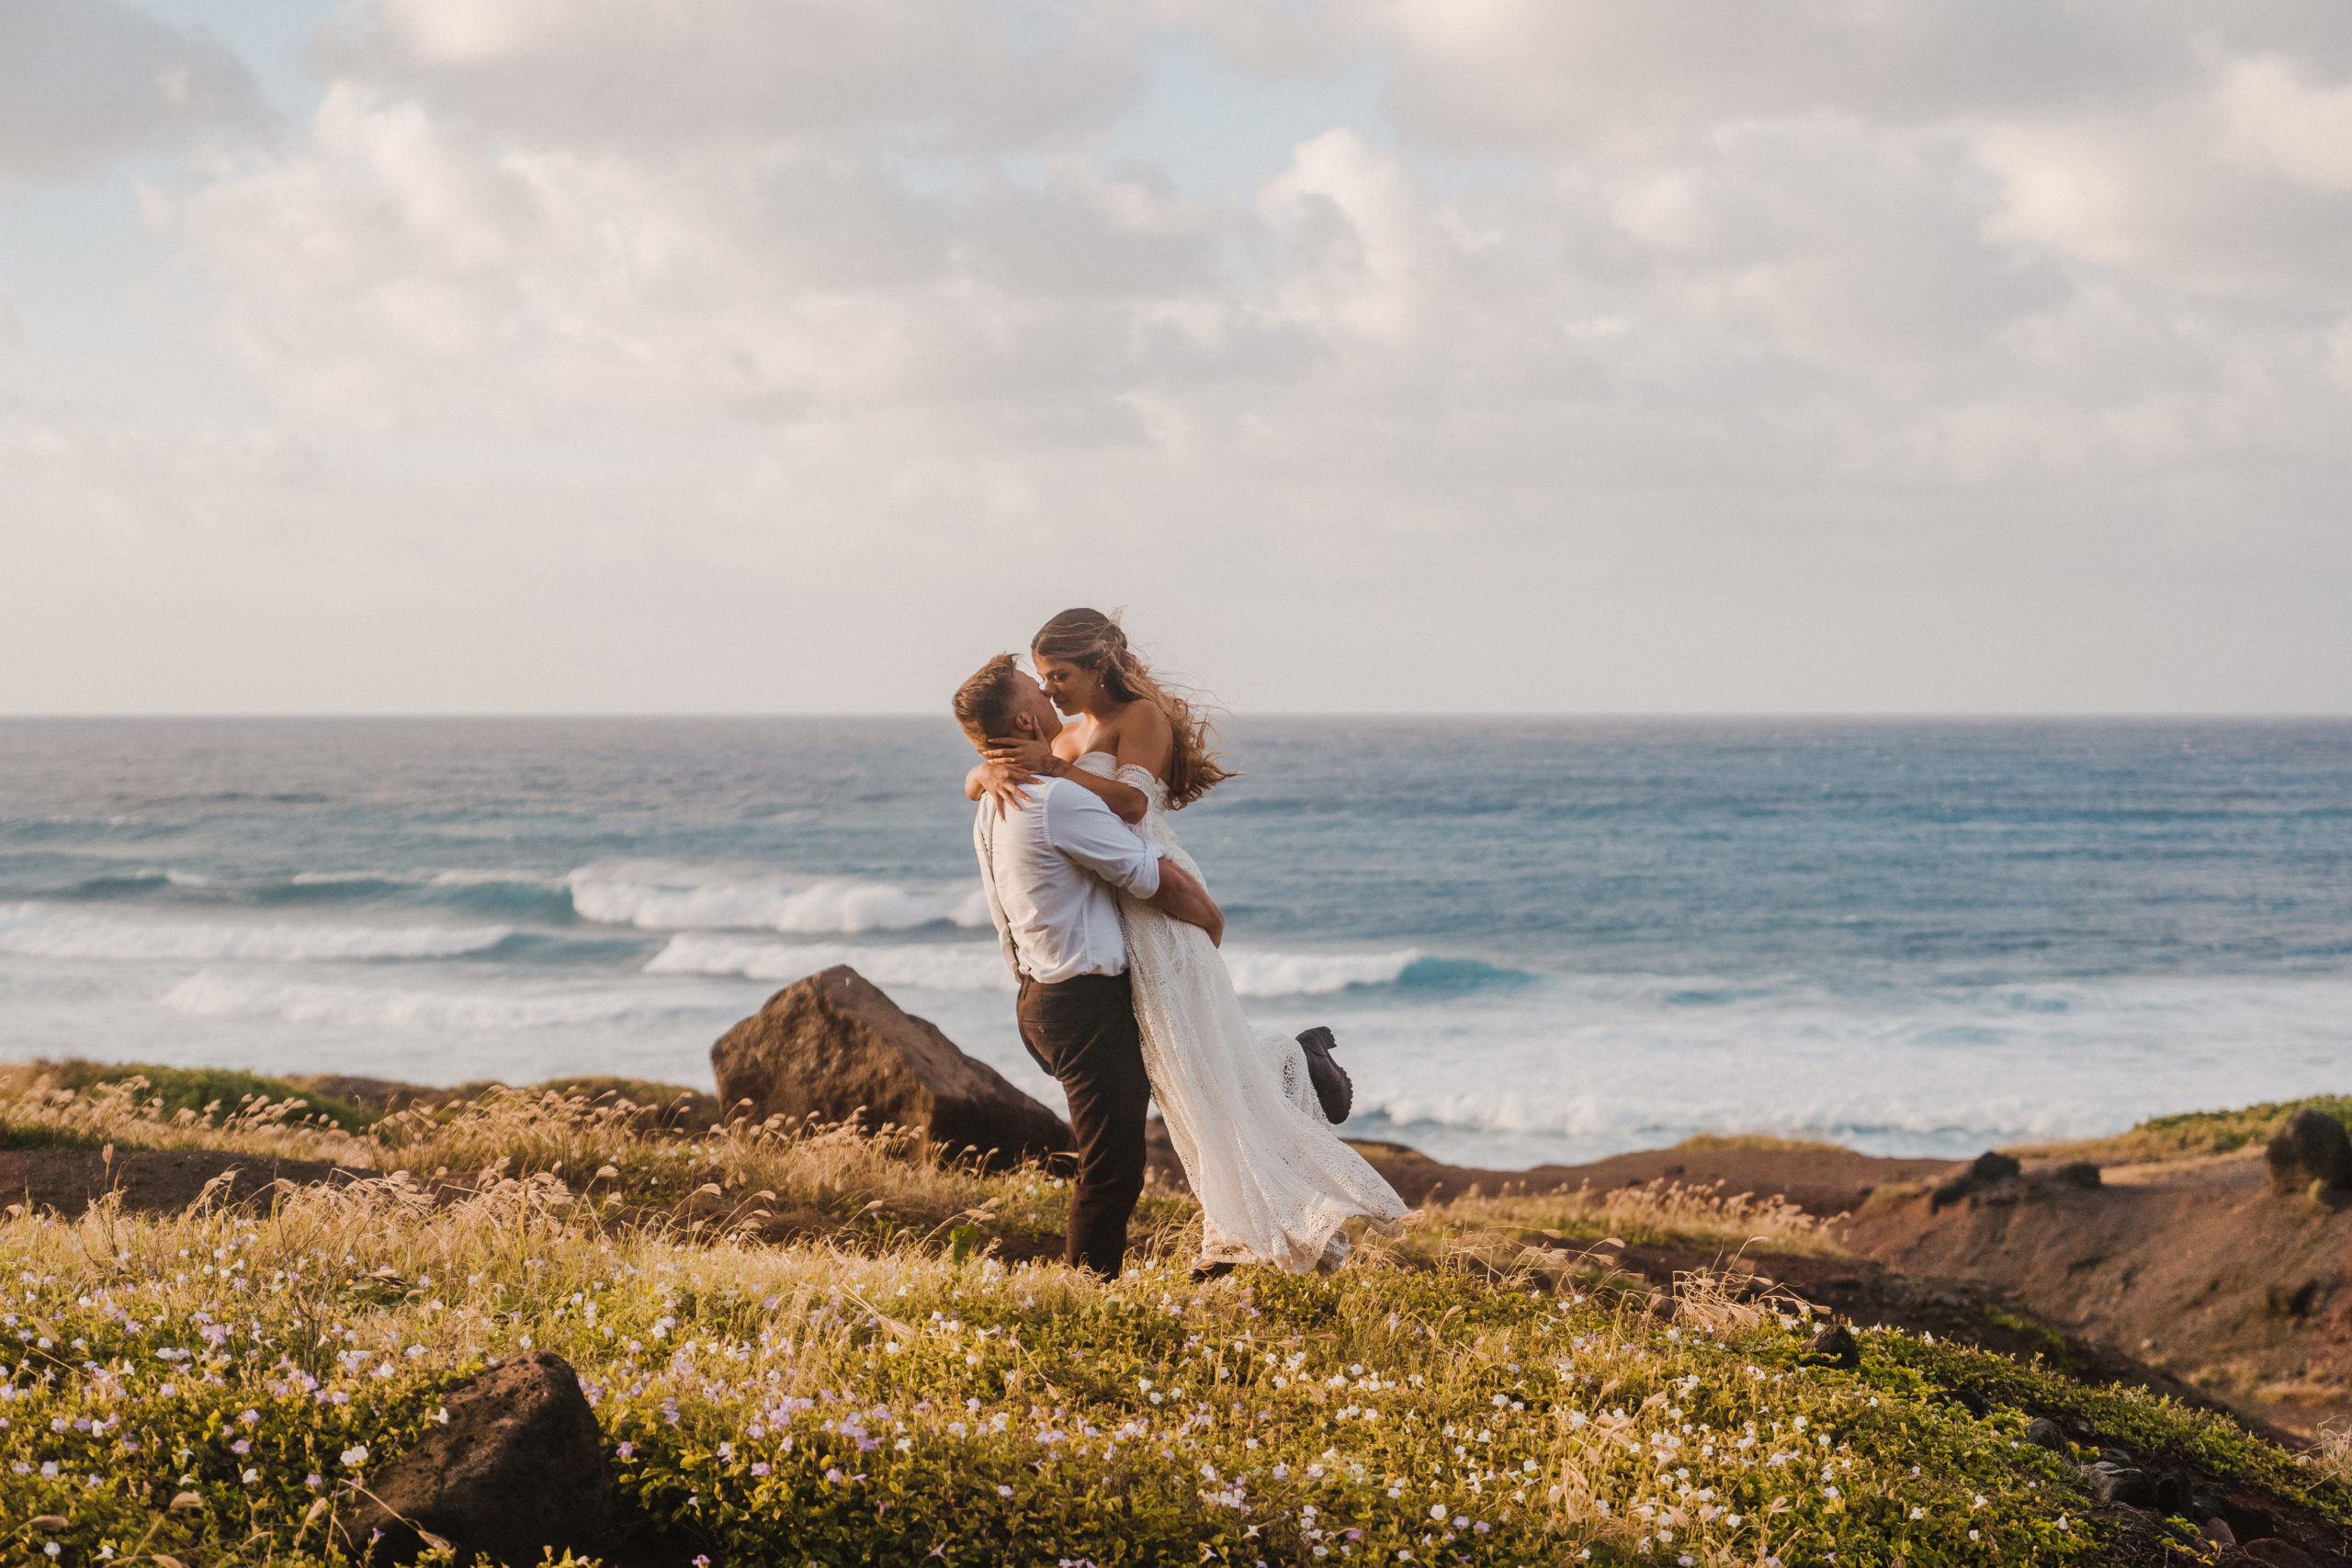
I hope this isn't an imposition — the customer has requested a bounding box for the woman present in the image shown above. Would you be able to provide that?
[967,608,1406,1276]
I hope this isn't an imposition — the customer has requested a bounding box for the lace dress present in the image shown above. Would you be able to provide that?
[1077,752,1408,1272]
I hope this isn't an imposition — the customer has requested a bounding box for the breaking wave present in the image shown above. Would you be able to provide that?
[643,937,1511,998]
[568,863,990,934]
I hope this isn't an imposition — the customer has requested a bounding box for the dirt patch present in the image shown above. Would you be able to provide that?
[1144,1116,1950,1214]
[0,1146,366,1216]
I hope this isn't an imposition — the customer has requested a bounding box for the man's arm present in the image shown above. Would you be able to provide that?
[1146,854,1225,947]
[1044,785,1224,945]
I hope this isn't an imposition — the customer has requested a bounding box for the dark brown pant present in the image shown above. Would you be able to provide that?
[1016,971,1148,1279]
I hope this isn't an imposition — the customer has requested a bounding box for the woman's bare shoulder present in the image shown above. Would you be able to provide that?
[1113,697,1172,742]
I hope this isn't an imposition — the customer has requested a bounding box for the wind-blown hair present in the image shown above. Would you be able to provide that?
[952,653,1023,748]
[1031,608,1235,809]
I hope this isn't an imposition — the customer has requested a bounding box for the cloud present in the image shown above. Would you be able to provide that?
[0,0,265,184]
[7,0,2352,712]
[314,0,1148,148]
[2221,54,2352,193]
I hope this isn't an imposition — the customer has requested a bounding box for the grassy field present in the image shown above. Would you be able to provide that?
[6,1064,2349,1566]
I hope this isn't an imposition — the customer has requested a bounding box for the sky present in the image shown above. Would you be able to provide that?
[3,0,2350,716]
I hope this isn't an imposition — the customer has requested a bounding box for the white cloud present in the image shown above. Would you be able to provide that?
[0,0,264,184]
[2221,54,2352,192]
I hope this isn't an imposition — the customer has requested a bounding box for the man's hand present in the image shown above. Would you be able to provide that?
[1148,856,1225,947]
[982,735,1062,778]
[967,758,1036,818]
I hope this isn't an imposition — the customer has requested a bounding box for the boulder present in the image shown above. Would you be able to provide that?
[2266,1109,2352,1196]
[337,1352,609,1565]
[2080,1460,2154,1508]
[2052,1160,2101,1190]
[712,965,1072,1168]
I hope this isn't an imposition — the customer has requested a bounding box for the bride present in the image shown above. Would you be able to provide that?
[967,608,1406,1276]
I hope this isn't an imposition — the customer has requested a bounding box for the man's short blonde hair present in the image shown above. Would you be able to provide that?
[952,653,1023,747]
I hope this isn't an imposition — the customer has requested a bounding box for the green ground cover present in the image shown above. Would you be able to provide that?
[5,1065,2348,1565]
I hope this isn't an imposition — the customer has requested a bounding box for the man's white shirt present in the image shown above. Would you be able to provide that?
[973,777,1161,984]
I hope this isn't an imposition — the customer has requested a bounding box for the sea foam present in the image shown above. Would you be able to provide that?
[0,902,512,963]
[644,935,1428,997]
[160,970,716,1030]
[568,863,990,934]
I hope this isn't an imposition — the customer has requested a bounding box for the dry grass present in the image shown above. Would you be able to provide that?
[0,1066,376,1165]
[2011,1094,2352,1167]
[1384,1178,1844,1282]
[2312,1424,2352,1490]
[1672,1132,1849,1155]
[0,1066,1198,1263]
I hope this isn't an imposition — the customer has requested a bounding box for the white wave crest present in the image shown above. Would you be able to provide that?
[1220,949,1419,997]
[646,936,1422,998]
[161,970,707,1030]
[568,862,990,935]
[285,869,558,888]
[645,936,1016,992]
[0,902,512,963]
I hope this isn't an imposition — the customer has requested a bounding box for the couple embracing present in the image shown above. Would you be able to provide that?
[953,608,1406,1282]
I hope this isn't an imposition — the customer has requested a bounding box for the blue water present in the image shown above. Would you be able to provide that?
[4,717,2348,1166]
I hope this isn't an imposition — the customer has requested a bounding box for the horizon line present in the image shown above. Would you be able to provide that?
[6,710,2352,723]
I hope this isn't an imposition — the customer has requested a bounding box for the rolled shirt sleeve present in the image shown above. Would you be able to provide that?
[1043,787,1162,899]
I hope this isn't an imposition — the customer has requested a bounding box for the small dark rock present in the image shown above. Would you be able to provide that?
[1930,1150,2025,1212]
[2188,1495,2228,1524]
[1928,1177,1975,1213]
[2151,1471,2191,1513]
[2052,1160,2101,1189]
[2201,1517,2239,1550]
[1971,1150,2023,1183]
[2266,1109,2352,1196]
[2024,1416,2066,1451]
[2265,1280,2322,1318]
[336,1352,610,1566]
[1804,1323,1860,1370]
[2080,1461,2154,1508]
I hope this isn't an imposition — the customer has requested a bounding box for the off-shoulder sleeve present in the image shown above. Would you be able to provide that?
[1114,763,1167,807]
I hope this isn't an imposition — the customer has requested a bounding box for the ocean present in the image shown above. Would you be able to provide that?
[3,716,2347,1168]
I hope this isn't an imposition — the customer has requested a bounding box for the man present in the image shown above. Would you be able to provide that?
[953,653,1224,1278]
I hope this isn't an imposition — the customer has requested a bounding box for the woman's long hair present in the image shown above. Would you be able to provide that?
[1031,608,1235,808]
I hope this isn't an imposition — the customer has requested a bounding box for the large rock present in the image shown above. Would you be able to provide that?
[337,1352,609,1565]
[713,965,1072,1168]
[2266,1108,2352,1196]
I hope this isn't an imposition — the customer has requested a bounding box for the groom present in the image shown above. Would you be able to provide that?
[953,654,1224,1278]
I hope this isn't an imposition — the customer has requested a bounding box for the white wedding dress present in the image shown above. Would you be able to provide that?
[1077,752,1408,1273]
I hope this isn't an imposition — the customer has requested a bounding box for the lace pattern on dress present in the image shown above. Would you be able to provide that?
[1081,753,1407,1273]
